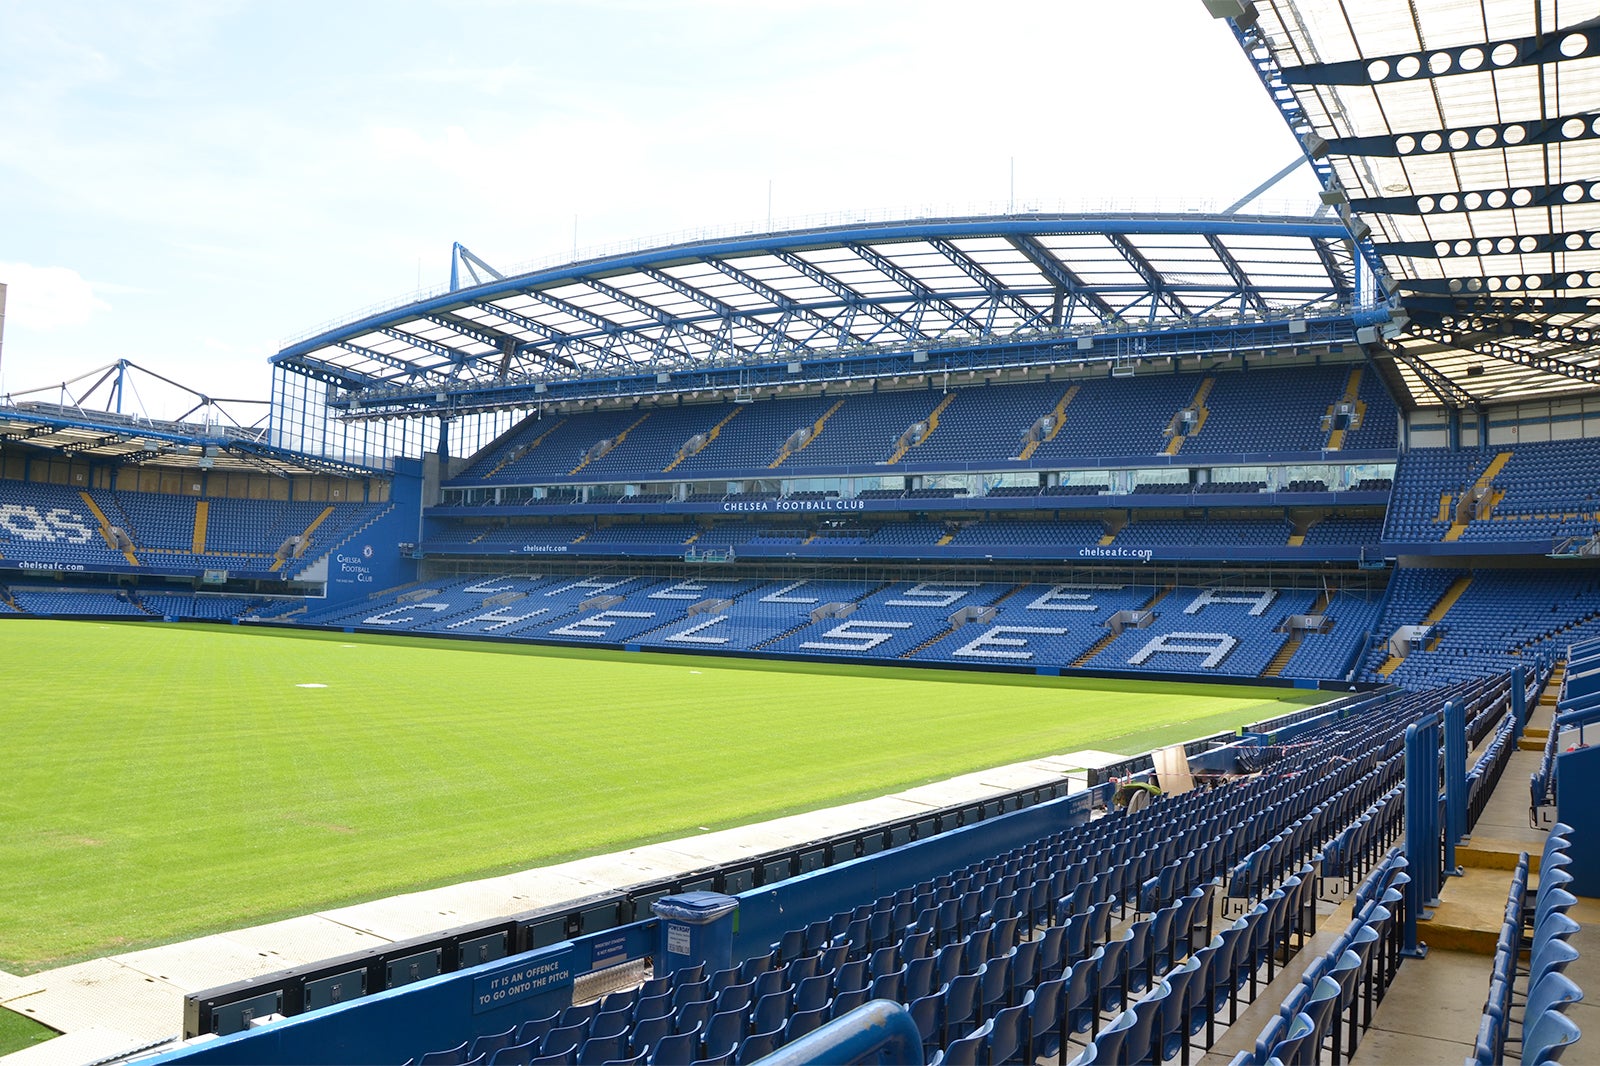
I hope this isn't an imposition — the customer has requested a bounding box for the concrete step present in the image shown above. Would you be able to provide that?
[1519,736,1548,750]
[1418,866,1518,955]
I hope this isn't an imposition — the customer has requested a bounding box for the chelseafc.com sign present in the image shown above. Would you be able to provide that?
[0,505,99,544]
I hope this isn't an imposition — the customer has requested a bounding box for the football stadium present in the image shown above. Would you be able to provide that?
[2,1,1600,1064]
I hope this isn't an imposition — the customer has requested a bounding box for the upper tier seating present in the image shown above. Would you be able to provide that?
[445,364,1401,488]
[1385,440,1600,545]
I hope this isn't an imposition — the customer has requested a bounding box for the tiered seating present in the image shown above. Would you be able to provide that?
[137,594,261,620]
[1032,376,1198,461]
[0,479,386,577]
[1356,567,1465,679]
[529,580,755,645]
[1112,518,1293,549]
[1083,587,1319,677]
[0,479,132,569]
[1453,438,1600,545]
[901,380,1067,467]
[299,575,562,631]
[398,681,1464,1066]
[1233,853,1410,1065]
[669,396,841,478]
[282,572,1395,682]
[1302,514,1385,545]
[778,390,952,470]
[1383,450,1499,542]
[1383,570,1600,688]
[946,520,1104,548]
[1188,366,1350,453]
[579,404,739,480]
[8,589,147,616]
[442,365,1403,491]
[634,579,884,651]
[583,522,699,547]
[911,584,1153,667]
[1468,825,1583,1064]
[462,524,590,550]
[763,581,1016,660]
[488,409,661,483]
[1282,591,1382,681]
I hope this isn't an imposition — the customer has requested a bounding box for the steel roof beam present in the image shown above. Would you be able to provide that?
[1381,342,1477,408]
[764,250,924,344]
[1311,238,1354,297]
[512,286,686,372]
[576,274,744,366]
[1395,274,1596,296]
[379,328,467,369]
[1005,234,1122,323]
[636,267,772,357]
[1405,315,1600,385]
[460,304,596,370]
[1376,230,1600,260]
[1281,21,1600,86]
[845,242,991,336]
[1349,179,1600,216]
[925,238,1054,331]
[332,341,437,379]
[1202,234,1271,314]
[1411,309,1598,354]
[1104,233,1191,319]
[702,258,880,352]
[1402,294,1600,318]
[1325,112,1600,159]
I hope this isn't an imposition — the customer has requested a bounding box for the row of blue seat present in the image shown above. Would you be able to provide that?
[404,678,1487,1066]
[1232,853,1410,1066]
[1469,825,1583,1065]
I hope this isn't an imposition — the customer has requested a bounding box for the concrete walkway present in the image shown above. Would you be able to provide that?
[0,749,1126,1066]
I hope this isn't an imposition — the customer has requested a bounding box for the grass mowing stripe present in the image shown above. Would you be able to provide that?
[0,619,1323,972]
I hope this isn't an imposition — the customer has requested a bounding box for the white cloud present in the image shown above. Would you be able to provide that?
[0,263,110,331]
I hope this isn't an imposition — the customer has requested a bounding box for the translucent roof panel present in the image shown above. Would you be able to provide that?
[1229,0,1600,405]
[273,214,1356,407]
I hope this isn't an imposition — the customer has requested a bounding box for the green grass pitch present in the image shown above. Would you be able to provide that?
[0,619,1324,974]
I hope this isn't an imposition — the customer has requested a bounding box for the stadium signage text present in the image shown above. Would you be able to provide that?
[15,560,87,571]
[721,499,866,512]
[1077,546,1155,562]
[520,545,570,553]
[334,552,376,583]
[472,950,573,1014]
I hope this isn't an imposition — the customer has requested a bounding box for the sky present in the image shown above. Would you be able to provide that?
[0,0,1323,421]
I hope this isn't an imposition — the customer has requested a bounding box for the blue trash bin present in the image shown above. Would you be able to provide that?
[651,891,739,978]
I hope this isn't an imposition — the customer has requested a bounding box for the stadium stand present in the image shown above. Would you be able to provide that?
[150,674,1552,1066]
[439,365,1402,495]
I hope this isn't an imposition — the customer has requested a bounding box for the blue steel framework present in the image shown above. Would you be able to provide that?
[268,213,1367,466]
[1212,0,1600,409]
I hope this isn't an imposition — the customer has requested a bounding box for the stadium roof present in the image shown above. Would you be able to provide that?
[271,213,1362,416]
[1215,0,1600,407]
[0,362,385,476]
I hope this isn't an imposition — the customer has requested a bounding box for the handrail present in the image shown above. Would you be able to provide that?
[750,999,923,1066]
